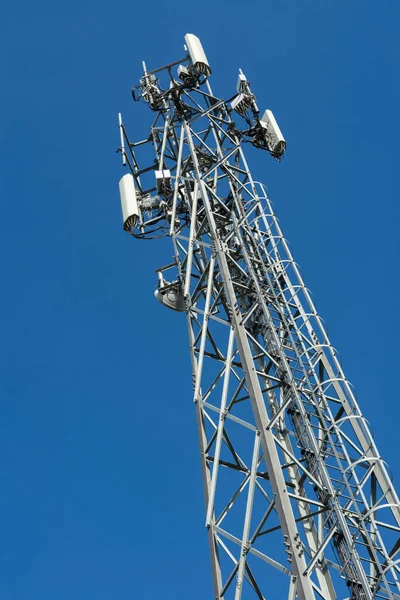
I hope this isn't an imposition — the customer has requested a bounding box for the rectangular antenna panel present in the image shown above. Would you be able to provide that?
[260,109,286,155]
[184,33,211,77]
[119,173,139,229]
[236,72,247,93]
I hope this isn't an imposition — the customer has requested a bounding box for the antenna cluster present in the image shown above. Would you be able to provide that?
[118,34,285,242]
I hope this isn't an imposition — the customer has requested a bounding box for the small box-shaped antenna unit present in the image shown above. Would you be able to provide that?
[155,170,172,196]
[177,65,190,81]
[231,93,253,116]
[237,70,248,93]
[184,34,211,77]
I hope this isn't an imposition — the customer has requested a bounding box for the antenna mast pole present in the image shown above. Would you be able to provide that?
[116,34,400,600]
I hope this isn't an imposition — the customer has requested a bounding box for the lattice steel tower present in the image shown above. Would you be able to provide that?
[116,34,400,600]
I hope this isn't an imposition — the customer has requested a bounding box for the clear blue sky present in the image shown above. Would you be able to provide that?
[1,1,399,598]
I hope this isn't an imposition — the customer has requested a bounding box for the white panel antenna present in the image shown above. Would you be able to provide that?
[236,69,248,93]
[260,109,286,157]
[119,173,140,231]
[184,33,211,77]
[231,93,253,115]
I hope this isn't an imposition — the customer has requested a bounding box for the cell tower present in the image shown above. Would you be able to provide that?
[116,34,400,600]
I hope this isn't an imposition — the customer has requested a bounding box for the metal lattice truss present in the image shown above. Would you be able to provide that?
[119,70,400,600]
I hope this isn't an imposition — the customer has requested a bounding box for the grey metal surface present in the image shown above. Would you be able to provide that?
[116,34,400,600]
